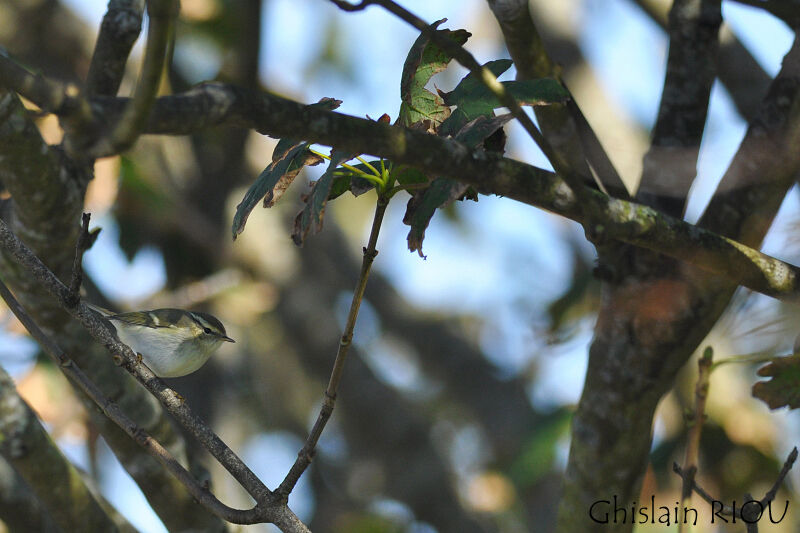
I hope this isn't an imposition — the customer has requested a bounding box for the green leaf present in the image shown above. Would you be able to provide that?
[292,152,350,246]
[393,165,429,186]
[231,97,342,240]
[231,141,322,240]
[753,355,800,409]
[452,113,513,149]
[439,60,569,137]
[403,177,472,257]
[328,173,376,200]
[398,19,471,129]
[327,160,383,200]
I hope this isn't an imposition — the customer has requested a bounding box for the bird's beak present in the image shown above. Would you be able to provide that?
[222,335,235,343]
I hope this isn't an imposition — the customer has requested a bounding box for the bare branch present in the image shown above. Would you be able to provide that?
[677,347,713,533]
[638,0,722,217]
[0,364,120,532]
[7,62,800,305]
[700,35,800,243]
[86,0,144,96]
[278,197,388,497]
[673,446,797,515]
[631,0,771,125]
[0,277,255,524]
[90,0,176,156]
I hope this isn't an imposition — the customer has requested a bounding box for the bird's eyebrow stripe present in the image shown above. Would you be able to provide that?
[190,313,210,329]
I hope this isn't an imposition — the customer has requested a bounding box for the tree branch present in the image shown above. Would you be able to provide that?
[557,29,800,533]
[5,56,800,305]
[0,221,310,531]
[637,0,722,217]
[329,0,603,210]
[0,364,120,532]
[677,347,712,533]
[89,0,176,157]
[277,197,388,497]
[700,35,800,242]
[0,84,226,531]
[631,0,771,123]
[86,0,144,96]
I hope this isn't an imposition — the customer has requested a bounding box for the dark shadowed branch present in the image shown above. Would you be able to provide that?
[86,0,144,96]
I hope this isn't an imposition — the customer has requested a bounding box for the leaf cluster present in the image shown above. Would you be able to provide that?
[231,19,568,253]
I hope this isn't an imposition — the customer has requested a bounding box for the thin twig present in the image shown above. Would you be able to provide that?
[673,446,798,519]
[677,346,713,533]
[277,196,388,497]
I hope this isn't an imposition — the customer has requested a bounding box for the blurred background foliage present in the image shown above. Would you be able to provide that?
[2,0,800,531]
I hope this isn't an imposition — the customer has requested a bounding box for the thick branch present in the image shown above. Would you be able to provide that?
[5,59,800,304]
[700,35,800,243]
[637,0,721,217]
[0,86,225,530]
[0,365,119,532]
[632,0,771,123]
[558,28,800,533]
[0,456,62,532]
[90,0,175,156]
[86,0,144,96]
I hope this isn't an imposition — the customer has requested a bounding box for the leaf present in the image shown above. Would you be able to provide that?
[328,174,375,200]
[439,60,569,137]
[393,165,429,186]
[398,19,471,129]
[752,355,800,409]
[231,97,342,239]
[453,113,513,149]
[292,152,350,246]
[403,177,472,257]
[396,116,508,250]
[231,142,322,240]
[327,160,382,200]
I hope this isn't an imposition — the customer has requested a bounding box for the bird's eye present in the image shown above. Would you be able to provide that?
[203,327,213,335]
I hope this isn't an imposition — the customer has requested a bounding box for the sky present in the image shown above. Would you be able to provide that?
[4,0,798,531]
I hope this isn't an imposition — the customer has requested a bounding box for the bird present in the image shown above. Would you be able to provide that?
[88,305,234,378]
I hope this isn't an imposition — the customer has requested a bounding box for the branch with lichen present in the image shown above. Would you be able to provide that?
[3,54,800,305]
